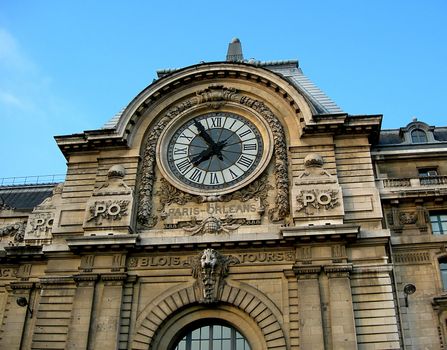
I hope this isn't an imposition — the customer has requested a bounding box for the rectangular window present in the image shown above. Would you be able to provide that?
[431,213,447,235]
[419,168,438,177]
[440,262,447,290]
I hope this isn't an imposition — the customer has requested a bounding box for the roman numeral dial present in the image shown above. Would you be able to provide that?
[159,111,272,195]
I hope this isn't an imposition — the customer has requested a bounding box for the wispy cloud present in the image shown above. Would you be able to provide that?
[0,28,36,72]
[0,28,60,119]
[0,27,73,177]
[0,91,25,109]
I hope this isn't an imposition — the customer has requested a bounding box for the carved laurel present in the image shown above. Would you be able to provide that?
[137,85,289,226]
[223,173,273,209]
[157,178,200,211]
[0,221,26,243]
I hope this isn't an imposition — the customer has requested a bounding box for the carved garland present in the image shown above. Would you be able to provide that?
[137,85,289,226]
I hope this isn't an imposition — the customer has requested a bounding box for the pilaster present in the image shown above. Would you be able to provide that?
[90,273,127,350]
[0,282,34,350]
[66,274,99,350]
[324,264,357,350]
[294,265,325,350]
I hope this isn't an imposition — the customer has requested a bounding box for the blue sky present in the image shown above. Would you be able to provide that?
[1,1,446,178]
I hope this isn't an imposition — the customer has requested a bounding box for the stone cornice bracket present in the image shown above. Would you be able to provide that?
[293,265,322,279]
[100,273,128,286]
[324,264,353,278]
[73,274,99,287]
[432,295,447,312]
[9,281,34,290]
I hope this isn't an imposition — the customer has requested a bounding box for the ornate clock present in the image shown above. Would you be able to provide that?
[157,111,273,196]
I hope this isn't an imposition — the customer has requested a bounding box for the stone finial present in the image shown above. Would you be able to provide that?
[108,165,126,179]
[304,153,324,168]
[226,38,244,62]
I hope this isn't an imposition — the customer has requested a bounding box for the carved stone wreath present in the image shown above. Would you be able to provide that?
[87,200,130,225]
[138,85,289,227]
[0,221,26,243]
[296,189,340,211]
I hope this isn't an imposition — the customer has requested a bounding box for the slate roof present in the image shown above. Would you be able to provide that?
[0,184,56,211]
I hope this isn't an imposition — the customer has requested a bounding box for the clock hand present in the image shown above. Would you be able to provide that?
[193,119,216,146]
[190,139,227,166]
[190,147,214,166]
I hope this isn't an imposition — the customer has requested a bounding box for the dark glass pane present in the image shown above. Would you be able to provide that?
[173,323,250,350]
[411,129,427,143]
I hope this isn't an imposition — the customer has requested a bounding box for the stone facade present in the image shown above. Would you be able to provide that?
[0,46,446,349]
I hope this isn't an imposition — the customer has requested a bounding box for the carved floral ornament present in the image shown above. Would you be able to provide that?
[138,85,289,227]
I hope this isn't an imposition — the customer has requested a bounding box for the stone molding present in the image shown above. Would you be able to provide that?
[352,264,393,274]
[39,276,75,285]
[9,281,34,290]
[131,281,287,350]
[293,265,321,279]
[393,251,431,265]
[101,273,128,284]
[324,264,353,278]
[73,274,99,284]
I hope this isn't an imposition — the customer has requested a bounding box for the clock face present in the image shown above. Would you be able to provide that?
[158,112,271,195]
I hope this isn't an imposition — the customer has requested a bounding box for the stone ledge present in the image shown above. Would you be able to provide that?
[281,224,359,241]
[66,235,138,251]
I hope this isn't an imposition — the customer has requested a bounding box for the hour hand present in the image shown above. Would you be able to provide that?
[190,148,214,166]
[193,119,215,146]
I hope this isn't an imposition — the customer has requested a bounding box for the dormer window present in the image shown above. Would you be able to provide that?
[411,129,428,143]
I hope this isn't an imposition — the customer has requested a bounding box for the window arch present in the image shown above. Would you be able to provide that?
[411,129,428,143]
[173,322,251,350]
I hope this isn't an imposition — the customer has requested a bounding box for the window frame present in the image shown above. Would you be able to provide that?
[173,320,251,350]
[431,212,447,235]
[411,128,428,143]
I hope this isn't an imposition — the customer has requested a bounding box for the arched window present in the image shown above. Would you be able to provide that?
[440,258,447,290]
[411,129,428,143]
[174,323,251,350]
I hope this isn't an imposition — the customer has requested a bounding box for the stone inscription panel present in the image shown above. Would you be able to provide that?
[127,250,295,268]
[163,198,262,225]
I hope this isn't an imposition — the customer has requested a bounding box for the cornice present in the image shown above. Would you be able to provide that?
[281,224,359,242]
[302,114,382,143]
[55,62,306,157]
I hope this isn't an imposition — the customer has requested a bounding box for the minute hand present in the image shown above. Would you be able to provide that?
[193,119,216,146]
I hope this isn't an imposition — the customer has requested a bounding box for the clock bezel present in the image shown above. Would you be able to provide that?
[156,105,274,196]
